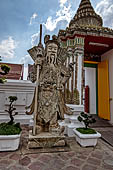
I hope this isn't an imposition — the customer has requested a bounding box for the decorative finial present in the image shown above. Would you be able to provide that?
[44,35,50,44]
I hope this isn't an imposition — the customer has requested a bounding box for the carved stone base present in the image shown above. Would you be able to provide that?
[28,130,66,149]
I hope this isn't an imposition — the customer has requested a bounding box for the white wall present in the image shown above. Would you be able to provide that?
[0,80,35,124]
[85,67,96,114]
[102,49,113,124]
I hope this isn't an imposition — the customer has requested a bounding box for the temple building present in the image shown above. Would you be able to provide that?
[0,63,24,80]
[58,0,113,123]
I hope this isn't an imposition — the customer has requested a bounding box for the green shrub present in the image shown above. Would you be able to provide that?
[0,123,22,135]
[5,96,18,125]
[77,112,96,134]
[78,112,96,129]
[0,57,10,83]
[76,127,97,134]
[0,96,22,135]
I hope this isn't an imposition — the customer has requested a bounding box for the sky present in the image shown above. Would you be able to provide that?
[0,0,113,79]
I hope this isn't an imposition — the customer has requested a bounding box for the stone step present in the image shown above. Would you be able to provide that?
[69,115,79,124]
[66,104,84,116]
[67,123,84,137]
[64,114,81,124]
[64,114,70,123]
[58,118,84,137]
[71,111,82,116]
[66,104,84,112]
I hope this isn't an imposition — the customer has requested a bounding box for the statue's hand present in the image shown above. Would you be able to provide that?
[35,58,43,66]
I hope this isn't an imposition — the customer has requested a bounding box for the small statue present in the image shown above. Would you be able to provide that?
[26,26,73,136]
[34,35,72,134]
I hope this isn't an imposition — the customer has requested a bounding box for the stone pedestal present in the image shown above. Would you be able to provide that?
[28,130,66,149]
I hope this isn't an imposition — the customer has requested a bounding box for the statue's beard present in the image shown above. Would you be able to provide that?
[46,53,57,64]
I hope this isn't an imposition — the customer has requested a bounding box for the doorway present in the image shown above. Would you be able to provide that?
[84,63,98,115]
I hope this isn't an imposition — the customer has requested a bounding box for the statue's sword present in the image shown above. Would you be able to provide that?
[33,24,43,135]
[28,24,43,135]
[33,63,39,135]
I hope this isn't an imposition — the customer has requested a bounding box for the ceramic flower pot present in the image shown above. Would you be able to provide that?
[0,134,21,151]
[73,128,101,147]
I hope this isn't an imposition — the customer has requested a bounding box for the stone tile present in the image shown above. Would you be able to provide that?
[81,150,93,156]
[63,166,80,170]
[58,153,70,161]
[97,168,111,170]
[44,166,57,170]
[29,154,40,160]
[93,150,103,155]
[0,160,13,168]
[76,153,88,160]
[38,154,52,164]
[91,151,103,159]
[104,158,113,166]
[102,163,113,170]
[9,165,27,170]
[9,153,21,161]
[0,167,8,170]
[65,152,76,158]
[19,156,31,166]
[82,164,98,170]
[0,152,11,158]
[48,157,65,170]
[87,157,101,166]
[77,150,91,158]
[28,160,45,170]
[71,158,84,167]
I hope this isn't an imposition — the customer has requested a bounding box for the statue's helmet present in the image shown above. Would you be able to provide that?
[44,35,60,64]
[44,35,60,49]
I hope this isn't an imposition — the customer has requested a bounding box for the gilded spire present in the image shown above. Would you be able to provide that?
[69,0,103,28]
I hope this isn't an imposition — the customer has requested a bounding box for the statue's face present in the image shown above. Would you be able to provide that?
[46,43,58,64]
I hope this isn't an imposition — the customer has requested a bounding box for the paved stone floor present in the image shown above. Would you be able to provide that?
[90,115,113,147]
[0,125,113,170]
[90,115,113,128]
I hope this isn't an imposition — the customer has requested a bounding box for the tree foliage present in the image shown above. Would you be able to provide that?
[0,57,10,83]
[5,96,18,125]
[78,112,96,129]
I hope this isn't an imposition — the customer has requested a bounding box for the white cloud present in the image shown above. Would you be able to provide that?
[96,0,113,28]
[29,0,75,46]
[44,16,57,32]
[29,13,38,25]
[59,0,67,7]
[0,36,17,60]
[31,32,40,46]
[44,3,73,31]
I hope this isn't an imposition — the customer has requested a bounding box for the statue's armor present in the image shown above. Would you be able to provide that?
[36,63,62,126]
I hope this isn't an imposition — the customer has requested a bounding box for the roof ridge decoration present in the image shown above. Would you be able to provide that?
[69,0,103,28]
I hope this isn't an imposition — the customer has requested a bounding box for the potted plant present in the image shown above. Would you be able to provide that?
[73,112,101,147]
[0,96,22,151]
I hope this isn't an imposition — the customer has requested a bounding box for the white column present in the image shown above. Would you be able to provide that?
[74,47,84,105]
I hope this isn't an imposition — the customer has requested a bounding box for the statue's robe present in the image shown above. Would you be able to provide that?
[36,62,68,126]
[26,60,73,130]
